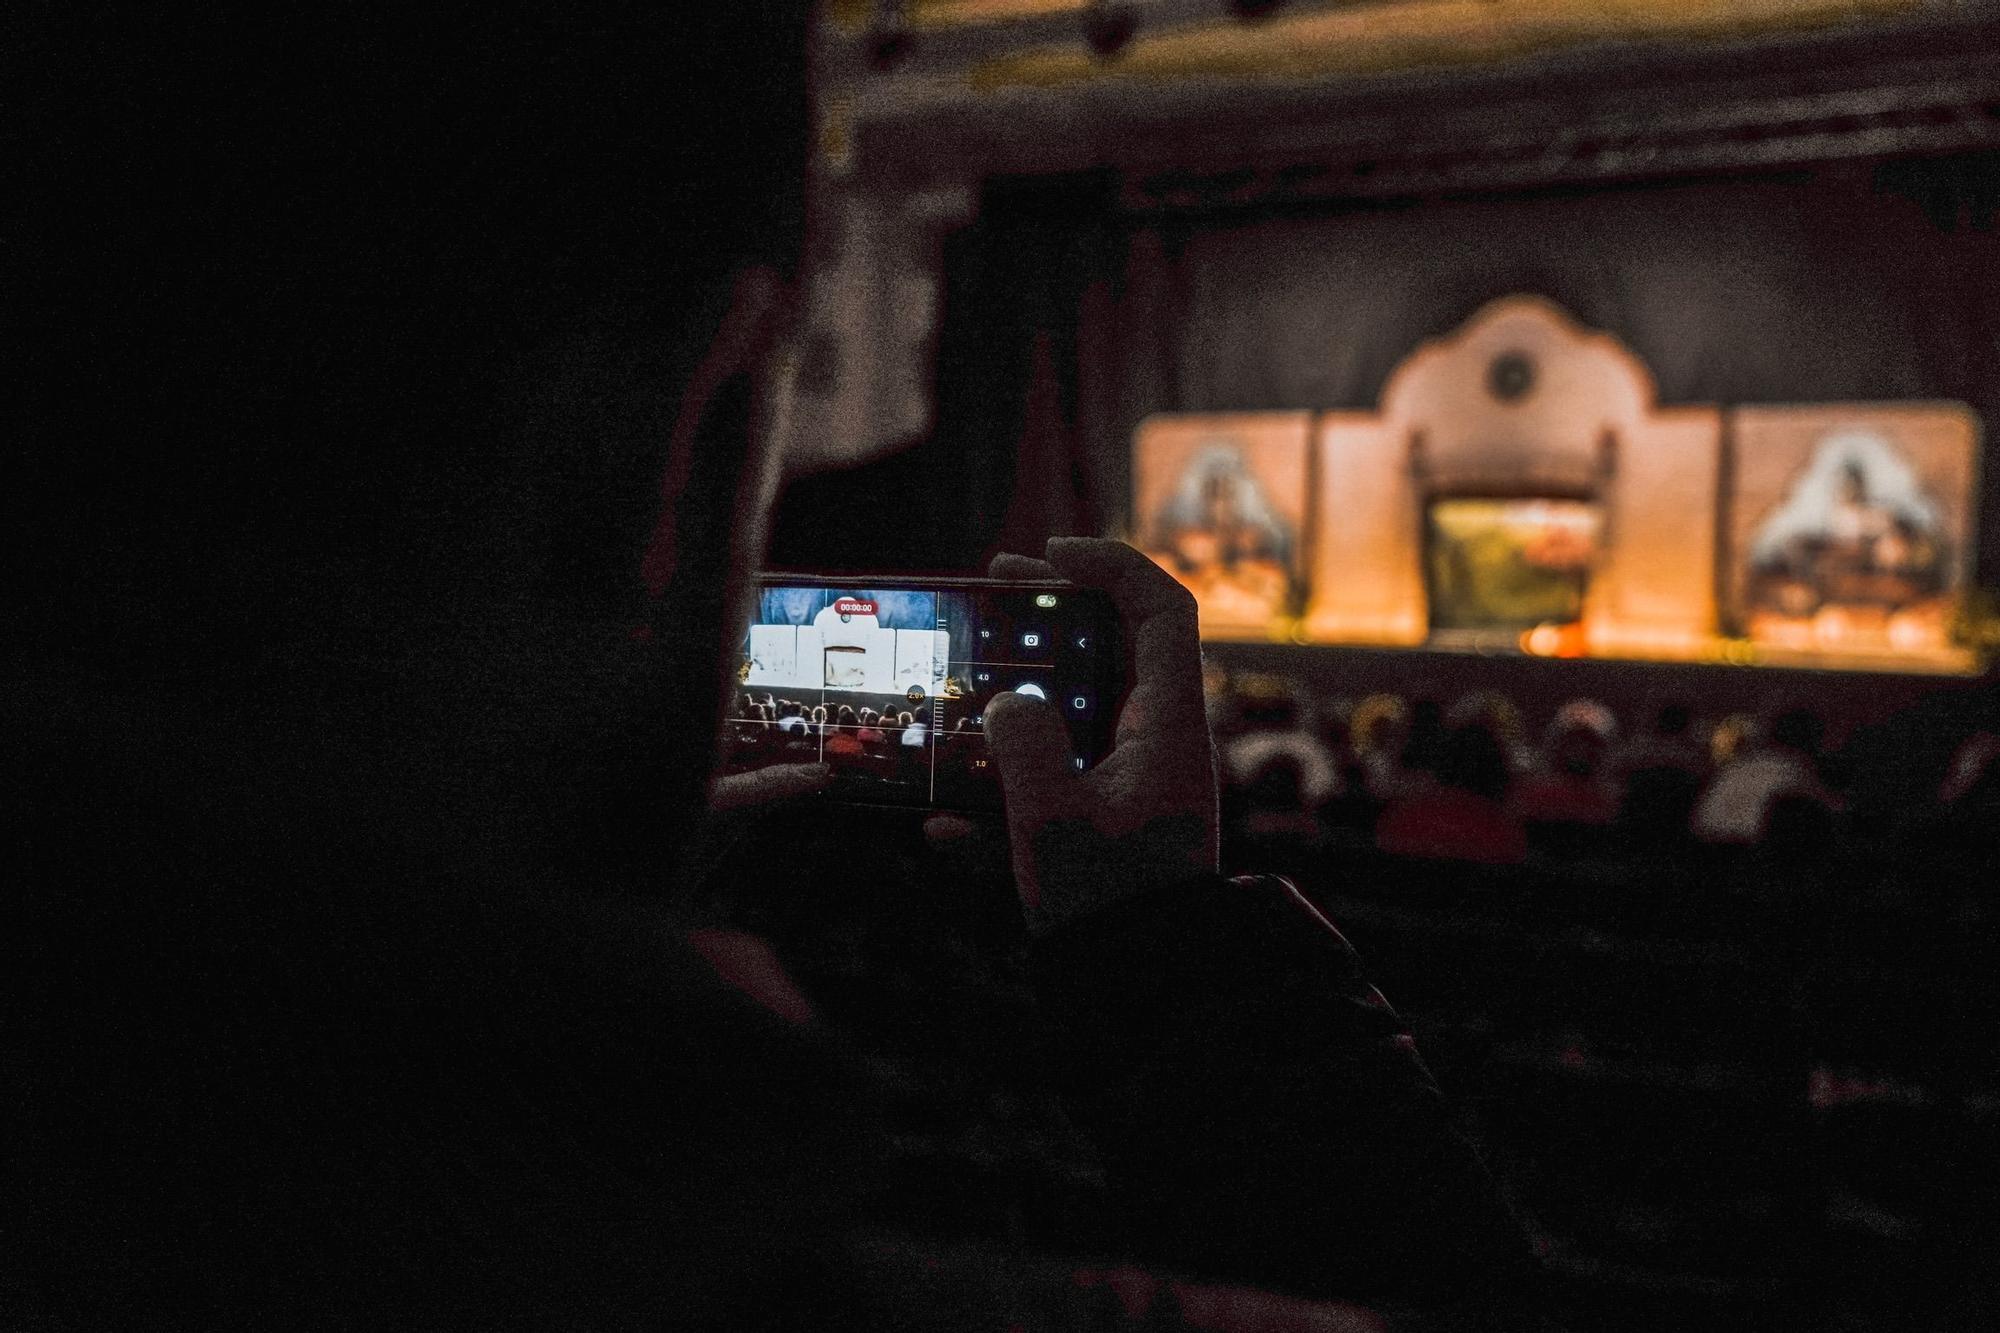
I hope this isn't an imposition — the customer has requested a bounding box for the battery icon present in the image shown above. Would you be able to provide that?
[1034,593,1058,608]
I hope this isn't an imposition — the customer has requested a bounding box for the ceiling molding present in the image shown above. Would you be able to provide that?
[846,8,2000,196]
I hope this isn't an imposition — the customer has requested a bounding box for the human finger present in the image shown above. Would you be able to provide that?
[984,690,1076,821]
[707,762,832,814]
[988,551,1060,580]
[1042,538,1204,718]
[1042,538,1192,622]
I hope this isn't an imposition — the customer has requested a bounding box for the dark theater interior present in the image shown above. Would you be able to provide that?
[16,3,2000,1329]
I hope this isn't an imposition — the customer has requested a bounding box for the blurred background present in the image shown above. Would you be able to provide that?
[722,3,2000,1328]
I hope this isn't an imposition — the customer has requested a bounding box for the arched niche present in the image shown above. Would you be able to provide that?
[1306,297,1721,653]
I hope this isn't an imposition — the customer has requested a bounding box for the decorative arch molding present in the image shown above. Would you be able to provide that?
[1381,295,1654,515]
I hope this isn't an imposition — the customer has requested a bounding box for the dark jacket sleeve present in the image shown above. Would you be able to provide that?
[1030,874,1541,1314]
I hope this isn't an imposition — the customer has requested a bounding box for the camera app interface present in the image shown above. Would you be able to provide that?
[723,583,1111,808]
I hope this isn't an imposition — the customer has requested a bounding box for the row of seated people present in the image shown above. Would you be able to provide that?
[731,695,984,767]
[1210,679,2000,883]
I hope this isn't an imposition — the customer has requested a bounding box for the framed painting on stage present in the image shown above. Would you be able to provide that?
[1132,413,1311,638]
[1727,403,1978,665]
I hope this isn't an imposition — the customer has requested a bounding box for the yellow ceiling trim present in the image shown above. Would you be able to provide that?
[828,0,1089,33]
[965,0,1922,91]
[911,0,1090,28]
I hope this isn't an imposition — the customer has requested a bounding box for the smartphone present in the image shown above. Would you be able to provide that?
[724,574,1122,810]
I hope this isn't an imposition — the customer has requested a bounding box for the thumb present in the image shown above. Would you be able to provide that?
[983,690,1077,822]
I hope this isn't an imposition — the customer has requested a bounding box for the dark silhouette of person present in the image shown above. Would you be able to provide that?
[856,710,888,746]
[1377,722,1530,866]
[1514,707,1619,831]
[1617,703,1707,848]
[1694,707,1836,845]
[16,6,1539,1328]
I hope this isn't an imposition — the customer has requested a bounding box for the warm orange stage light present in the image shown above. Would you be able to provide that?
[1133,298,1982,674]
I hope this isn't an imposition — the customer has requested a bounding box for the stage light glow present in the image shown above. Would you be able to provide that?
[1135,298,1980,674]
[1888,609,1939,652]
[1812,606,1854,647]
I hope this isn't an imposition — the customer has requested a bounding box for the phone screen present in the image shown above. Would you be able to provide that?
[723,576,1121,809]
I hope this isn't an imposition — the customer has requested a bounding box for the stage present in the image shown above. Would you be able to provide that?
[1204,638,1991,743]
[1134,297,1985,687]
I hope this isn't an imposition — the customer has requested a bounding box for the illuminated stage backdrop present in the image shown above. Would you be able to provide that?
[1131,412,1311,636]
[1134,297,1982,672]
[1728,403,1979,670]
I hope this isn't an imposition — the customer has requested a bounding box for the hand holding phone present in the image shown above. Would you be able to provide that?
[978,539,1220,935]
[722,571,1121,812]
